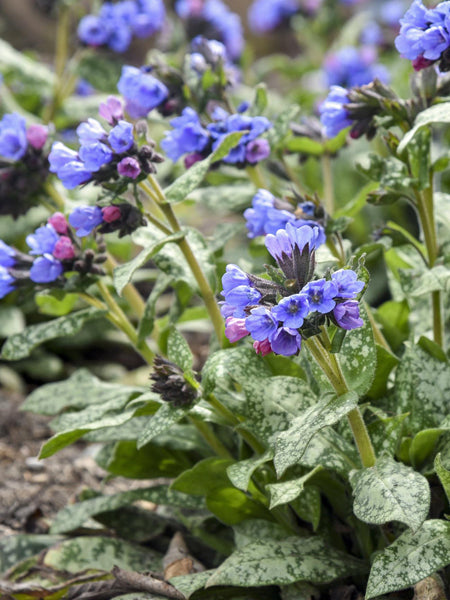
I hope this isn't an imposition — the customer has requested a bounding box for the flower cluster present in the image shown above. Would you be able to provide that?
[0,204,144,299]
[221,223,365,357]
[319,86,353,139]
[78,0,165,53]
[175,0,244,60]
[49,99,163,189]
[244,189,325,238]
[161,106,272,167]
[324,46,389,89]
[248,0,300,34]
[395,0,450,71]
[0,113,50,218]
[117,66,170,118]
[187,36,240,87]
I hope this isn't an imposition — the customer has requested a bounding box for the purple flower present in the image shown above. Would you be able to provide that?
[79,142,113,171]
[102,206,122,222]
[161,108,210,162]
[99,96,124,125]
[117,65,169,118]
[57,161,93,189]
[245,306,279,341]
[270,327,302,356]
[0,240,16,268]
[222,263,251,293]
[0,113,28,161]
[253,339,272,356]
[48,212,69,234]
[53,236,76,260]
[117,156,141,178]
[272,294,309,328]
[30,254,63,283]
[26,124,48,150]
[248,0,299,33]
[265,223,324,262]
[108,120,134,153]
[48,142,79,173]
[333,300,364,330]
[225,317,249,342]
[69,206,104,237]
[245,138,270,164]
[319,86,353,139]
[0,266,15,298]
[76,118,107,144]
[26,224,59,256]
[302,279,337,314]
[331,269,365,298]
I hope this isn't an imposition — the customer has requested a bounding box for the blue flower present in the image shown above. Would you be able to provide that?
[48,142,79,173]
[324,47,390,89]
[161,108,210,162]
[222,264,251,293]
[331,269,365,298]
[0,241,16,268]
[207,113,272,164]
[117,65,169,118]
[245,306,278,341]
[69,206,104,237]
[26,224,59,256]
[0,266,15,298]
[319,86,353,139]
[58,161,93,189]
[223,285,261,310]
[266,222,325,263]
[76,118,107,144]
[244,190,279,238]
[302,279,337,314]
[30,255,63,283]
[133,0,166,37]
[270,327,302,356]
[272,294,309,328]
[108,120,134,153]
[248,0,299,33]
[77,15,110,46]
[79,142,113,171]
[333,300,364,330]
[0,113,28,161]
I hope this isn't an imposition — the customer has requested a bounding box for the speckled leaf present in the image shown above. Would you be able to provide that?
[0,38,55,87]
[0,535,63,575]
[409,417,450,467]
[350,456,430,531]
[435,453,450,504]
[22,369,144,415]
[0,306,24,337]
[267,466,322,509]
[368,412,408,457]
[167,327,194,372]
[137,402,192,449]
[399,265,450,298]
[280,582,320,600]
[233,520,287,549]
[1,308,105,361]
[366,520,450,598]
[50,485,205,534]
[227,450,274,491]
[395,342,450,432]
[137,273,174,343]
[300,428,359,475]
[44,536,162,573]
[398,102,450,154]
[274,392,358,476]
[170,571,215,599]
[205,537,363,588]
[292,486,321,531]
[165,131,245,203]
[113,231,184,295]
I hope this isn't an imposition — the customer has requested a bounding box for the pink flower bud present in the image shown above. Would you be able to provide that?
[48,212,68,234]
[184,152,204,169]
[225,317,249,343]
[99,96,124,125]
[102,205,121,223]
[53,236,75,260]
[253,339,272,356]
[117,156,141,179]
[26,124,48,150]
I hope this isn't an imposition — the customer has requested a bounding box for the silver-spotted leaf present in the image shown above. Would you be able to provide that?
[227,450,274,491]
[167,327,193,372]
[267,466,322,509]
[435,453,450,504]
[170,571,214,599]
[397,103,450,154]
[137,402,193,449]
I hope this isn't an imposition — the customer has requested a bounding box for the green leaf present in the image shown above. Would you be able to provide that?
[233,519,287,549]
[286,136,324,156]
[365,520,450,598]
[0,534,63,575]
[376,299,409,351]
[292,486,322,531]
[22,368,143,415]
[205,537,363,588]
[167,327,194,371]
[137,273,174,343]
[0,306,24,338]
[113,231,184,295]
[254,83,268,114]
[0,38,54,87]
[227,451,274,491]
[267,466,322,509]
[274,392,358,476]
[43,536,162,573]
[367,345,399,399]
[350,456,430,531]
[398,265,450,298]
[50,485,205,534]
[397,102,450,154]
[171,458,234,496]
[435,453,450,504]
[409,418,450,467]
[1,308,106,361]
[406,128,431,190]
[367,412,408,457]
[170,571,214,599]
[35,292,79,316]
[137,402,193,449]
[164,131,245,203]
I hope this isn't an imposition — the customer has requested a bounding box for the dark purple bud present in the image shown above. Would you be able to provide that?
[117,156,141,179]
[102,205,122,223]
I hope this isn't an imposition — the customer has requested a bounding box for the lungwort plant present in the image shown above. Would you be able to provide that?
[1,0,450,599]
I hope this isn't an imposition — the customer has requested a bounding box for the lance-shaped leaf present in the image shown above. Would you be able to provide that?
[167,327,194,372]
[1,308,105,361]
[267,466,323,509]
[227,450,274,491]
[274,392,358,476]
[435,453,450,504]
[164,131,245,204]
[397,102,450,154]
[350,456,430,531]
[137,402,193,449]
[170,571,214,599]
[113,231,184,295]
[365,520,450,599]
[205,537,364,588]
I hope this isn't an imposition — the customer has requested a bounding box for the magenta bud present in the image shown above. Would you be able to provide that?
[412,56,434,71]
[184,152,204,169]
[26,124,48,150]
[99,95,124,125]
[253,339,272,356]
[102,205,122,223]
[117,156,141,179]
[225,317,249,343]
[48,212,68,234]
[53,236,75,259]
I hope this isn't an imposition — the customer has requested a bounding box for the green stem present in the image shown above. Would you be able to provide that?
[44,181,66,211]
[305,335,376,468]
[363,301,391,353]
[246,165,267,189]
[321,153,334,215]
[188,415,233,459]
